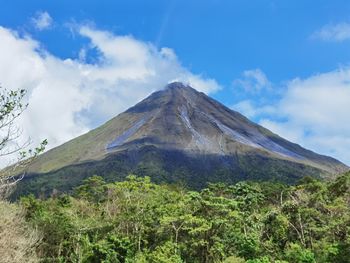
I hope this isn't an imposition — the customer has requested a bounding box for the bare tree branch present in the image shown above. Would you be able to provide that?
[0,86,47,199]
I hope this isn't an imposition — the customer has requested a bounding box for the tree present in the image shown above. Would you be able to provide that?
[0,87,47,198]
[0,87,47,262]
[75,175,107,203]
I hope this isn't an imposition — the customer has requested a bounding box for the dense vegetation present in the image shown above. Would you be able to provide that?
[17,172,350,262]
[14,148,323,199]
[0,200,39,262]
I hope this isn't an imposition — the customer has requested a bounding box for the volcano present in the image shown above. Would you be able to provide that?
[17,82,349,196]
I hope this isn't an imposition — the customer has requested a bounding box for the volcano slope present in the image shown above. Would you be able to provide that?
[15,82,349,197]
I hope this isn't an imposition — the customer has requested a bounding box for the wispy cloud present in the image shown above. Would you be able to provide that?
[31,11,53,30]
[233,68,271,94]
[232,100,275,119]
[311,22,350,42]
[231,68,276,119]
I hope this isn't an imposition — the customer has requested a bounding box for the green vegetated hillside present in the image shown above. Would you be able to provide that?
[15,147,327,199]
[18,171,350,263]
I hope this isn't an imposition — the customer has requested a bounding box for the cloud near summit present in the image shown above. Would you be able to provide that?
[0,24,221,159]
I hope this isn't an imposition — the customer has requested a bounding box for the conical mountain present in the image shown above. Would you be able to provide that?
[18,82,349,196]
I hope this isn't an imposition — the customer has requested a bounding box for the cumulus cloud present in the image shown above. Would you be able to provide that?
[231,67,350,164]
[0,25,221,165]
[259,68,350,164]
[31,11,53,30]
[311,22,350,42]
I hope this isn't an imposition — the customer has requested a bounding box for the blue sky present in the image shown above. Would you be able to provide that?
[1,0,350,164]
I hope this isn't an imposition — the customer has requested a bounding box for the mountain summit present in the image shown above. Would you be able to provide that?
[19,82,349,196]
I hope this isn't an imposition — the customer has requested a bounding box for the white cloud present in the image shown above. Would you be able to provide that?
[233,68,271,94]
[259,68,350,164]
[312,22,350,42]
[0,25,221,166]
[232,100,275,119]
[231,69,276,119]
[31,11,53,30]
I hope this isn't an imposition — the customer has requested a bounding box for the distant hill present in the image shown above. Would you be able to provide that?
[15,82,349,197]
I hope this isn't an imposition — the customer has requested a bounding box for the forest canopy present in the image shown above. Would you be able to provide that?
[19,172,350,263]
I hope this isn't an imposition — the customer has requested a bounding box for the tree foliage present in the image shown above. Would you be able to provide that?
[20,172,350,262]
